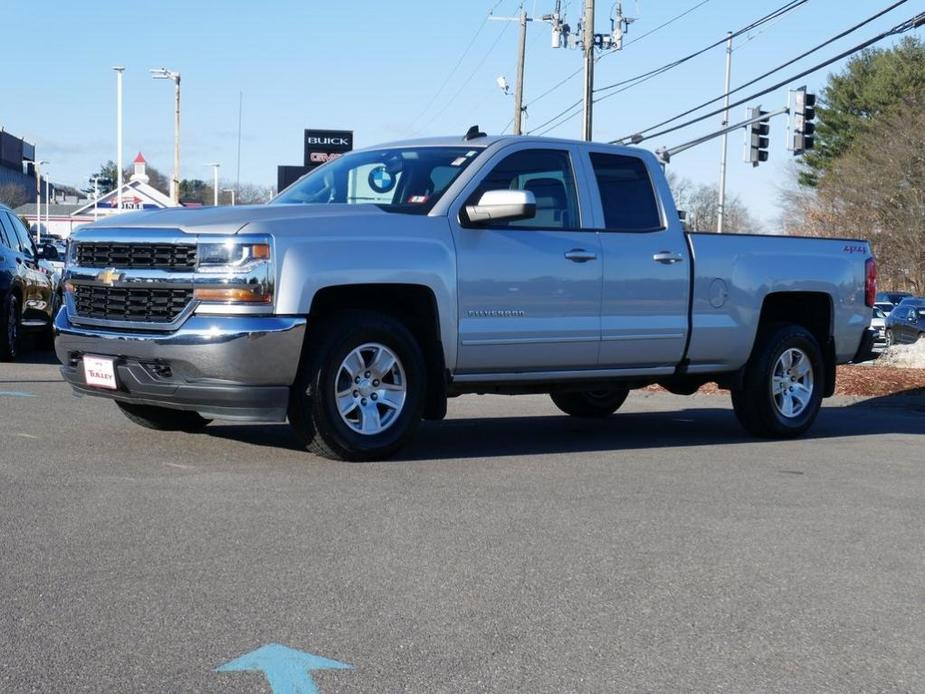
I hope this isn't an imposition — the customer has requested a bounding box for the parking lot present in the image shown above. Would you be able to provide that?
[2,352,924,693]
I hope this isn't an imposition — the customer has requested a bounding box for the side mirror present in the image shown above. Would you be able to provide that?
[464,189,536,226]
[42,243,59,261]
[35,245,45,259]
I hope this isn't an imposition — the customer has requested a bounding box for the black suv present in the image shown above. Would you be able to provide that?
[884,298,925,346]
[0,203,55,360]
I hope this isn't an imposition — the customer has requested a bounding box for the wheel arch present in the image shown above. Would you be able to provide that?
[752,292,836,397]
[306,283,448,419]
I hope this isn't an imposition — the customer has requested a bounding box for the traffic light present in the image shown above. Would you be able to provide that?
[746,106,770,167]
[790,87,817,155]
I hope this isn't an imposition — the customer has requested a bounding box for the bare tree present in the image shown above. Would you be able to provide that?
[0,182,30,209]
[667,172,758,233]
[783,95,925,292]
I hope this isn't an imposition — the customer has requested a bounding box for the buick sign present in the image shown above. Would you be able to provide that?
[304,129,353,167]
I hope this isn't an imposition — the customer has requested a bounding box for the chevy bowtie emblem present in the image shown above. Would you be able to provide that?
[96,268,123,285]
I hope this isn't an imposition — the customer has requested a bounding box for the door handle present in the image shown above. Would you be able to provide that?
[15,256,22,264]
[653,251,684,265]
[564,248,598,263]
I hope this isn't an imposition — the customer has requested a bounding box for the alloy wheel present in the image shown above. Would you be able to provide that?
[771,347,814,418]
[334,342,407,435]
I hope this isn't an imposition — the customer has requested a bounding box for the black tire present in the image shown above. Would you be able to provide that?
[731,323,824,439]
[116,402,212,432]
[884,328,894,348]
[550,388,630,418]
[0,292,21,362]
[288,311,425,462]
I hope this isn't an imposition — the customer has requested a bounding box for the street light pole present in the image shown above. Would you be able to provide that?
[581,0,595,141]
[151,68,182,204]
[717,32,733,234]
[45,176,50,237]
[33,160,46,241]
[207,163,220,206]
[113,66,125,211]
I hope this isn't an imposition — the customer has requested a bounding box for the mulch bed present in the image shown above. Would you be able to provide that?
[645,365,925,398]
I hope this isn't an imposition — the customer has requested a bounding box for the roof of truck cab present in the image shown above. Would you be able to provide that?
[365,134,641,154]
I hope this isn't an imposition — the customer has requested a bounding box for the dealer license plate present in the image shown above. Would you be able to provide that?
[83,355,117,390]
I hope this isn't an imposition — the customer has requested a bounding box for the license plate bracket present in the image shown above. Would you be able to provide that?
[83,355,118,390]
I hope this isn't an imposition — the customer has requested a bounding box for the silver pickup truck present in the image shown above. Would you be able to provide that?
[55,133,879,460]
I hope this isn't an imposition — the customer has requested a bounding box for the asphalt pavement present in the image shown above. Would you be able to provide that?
[1,350,923,693]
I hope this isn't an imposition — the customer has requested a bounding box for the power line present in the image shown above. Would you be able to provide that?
[595,0,809,95]
[409,0,509,132]
[527,0,809,135]
[613,8,925,144]
[518,0,719,122]
[614,0,913,143]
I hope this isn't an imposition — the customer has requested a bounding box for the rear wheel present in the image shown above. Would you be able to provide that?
[0,293,21,362]
[550,388,630,418]
[288,311,425,461]
[731,324,824,438]
[116,402,212,432]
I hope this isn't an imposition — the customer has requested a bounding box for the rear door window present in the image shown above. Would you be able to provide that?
[589,152,663,232]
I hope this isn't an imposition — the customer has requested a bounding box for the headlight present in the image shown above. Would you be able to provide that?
[194,236,274,307]
[197,240,271,271]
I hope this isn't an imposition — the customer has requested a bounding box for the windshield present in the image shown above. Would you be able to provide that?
[271,146,483,214]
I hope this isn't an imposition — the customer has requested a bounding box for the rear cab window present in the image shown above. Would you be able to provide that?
[588,152,663,232]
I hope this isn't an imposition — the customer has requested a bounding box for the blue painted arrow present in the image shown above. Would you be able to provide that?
[215,643,352,694]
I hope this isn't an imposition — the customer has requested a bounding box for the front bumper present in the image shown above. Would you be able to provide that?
[54,310,306,421]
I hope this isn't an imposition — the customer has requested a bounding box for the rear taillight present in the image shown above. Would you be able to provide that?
[865,257,877,307]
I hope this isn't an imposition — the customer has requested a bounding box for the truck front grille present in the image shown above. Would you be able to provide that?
[74,285,193,323]
[76,242,197,270]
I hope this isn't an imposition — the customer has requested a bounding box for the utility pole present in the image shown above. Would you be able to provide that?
[491,10,533,135]
[717,32,733,234]
[581,0,595,141]
[113,66,125,212]
[513,9,528,135]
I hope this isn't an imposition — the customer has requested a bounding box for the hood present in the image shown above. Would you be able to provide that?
[83,203,396,235]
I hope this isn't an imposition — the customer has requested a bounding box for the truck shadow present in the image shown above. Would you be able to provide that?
[204,398,925,460]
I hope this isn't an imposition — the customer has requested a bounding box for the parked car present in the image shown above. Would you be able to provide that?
[0,203,55,360]
[870,305,888,351]
[874,301,894,316]
[885,298,925,346]
[877,290,914,305]
[55,132,878,460]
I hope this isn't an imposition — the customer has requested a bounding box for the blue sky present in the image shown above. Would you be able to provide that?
[3,0,919,226]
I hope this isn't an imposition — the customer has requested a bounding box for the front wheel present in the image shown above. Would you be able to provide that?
[117,402,212,432]
[550,388,629,418]
[288,311,425,461]
[884,328,894,348]
[731,324,824,439]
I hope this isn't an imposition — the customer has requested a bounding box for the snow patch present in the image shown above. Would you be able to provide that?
[878,340,925,369]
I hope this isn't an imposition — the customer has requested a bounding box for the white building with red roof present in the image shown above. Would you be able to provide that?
[18,152,181,238]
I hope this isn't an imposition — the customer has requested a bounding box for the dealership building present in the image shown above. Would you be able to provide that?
[16,152,179,238]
